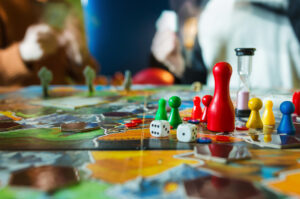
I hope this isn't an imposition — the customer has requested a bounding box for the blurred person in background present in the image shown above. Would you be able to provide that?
[150,0,205,84]
[151,0,300,89]
[0,0,98,86]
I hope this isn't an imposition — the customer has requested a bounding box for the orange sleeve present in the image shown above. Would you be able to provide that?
[0,43,30,85]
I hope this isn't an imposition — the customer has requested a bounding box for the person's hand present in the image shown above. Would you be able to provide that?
[151,30,185,78]
[60,30,83,66]
[19,24,59,62]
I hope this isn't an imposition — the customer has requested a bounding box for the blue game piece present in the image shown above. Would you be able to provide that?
[197,137,212,144]
[277,101,296,135]
[188,119,200,124]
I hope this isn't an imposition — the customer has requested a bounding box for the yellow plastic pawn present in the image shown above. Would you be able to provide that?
[262,100,275,126]
[264,133,272,143]
[263,125,274,134]
[246,98,263,129]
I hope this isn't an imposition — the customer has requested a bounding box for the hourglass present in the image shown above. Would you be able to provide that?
[235,48,256,117]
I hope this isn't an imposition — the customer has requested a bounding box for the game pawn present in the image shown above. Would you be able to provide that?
[200,95,212,123]
[191,81,202,92]
[277,101,296,135]
[38,66,53,98]
[123,70,132,93]
[262,100,275,126]
[168,96,182,129]
[264,132,272,143]
[155,98,168,120]
[191,96,202,120]
[207,62,235,132]
[246,98,263,129]
[83,66,96,95]
[293,91,300,116]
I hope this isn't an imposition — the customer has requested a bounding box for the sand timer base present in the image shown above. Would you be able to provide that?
[235,108,251,117]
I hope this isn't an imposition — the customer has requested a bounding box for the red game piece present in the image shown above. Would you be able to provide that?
[236,126,249,131]
[125,122,138,128]
[183,117,192,121]
[211,176,230,189]
[192,96,202,120]
[293,91,300,116]
[207,62,235,132]
[215,135,231,142]
[208,143,233,158]
[200,95,212,123]
[131,119,143,124]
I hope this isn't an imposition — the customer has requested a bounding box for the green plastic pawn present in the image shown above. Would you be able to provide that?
[83,66,96,95]
[155,98,168,120]
[38,67,52,98]
[168,96,182,129]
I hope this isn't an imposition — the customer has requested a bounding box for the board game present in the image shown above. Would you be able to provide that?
[0,83,299,199]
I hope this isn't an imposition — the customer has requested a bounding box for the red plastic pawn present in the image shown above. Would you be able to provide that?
[208,143,233,158]
[191,96,202,120]
[200,95,212,123]
[125,122,138,128]
[207,62,235,132]
[293,91,300,116]
[211,176,230,189]
[183,117,192,121]
[131,119,143,124]
[215,135,231,142]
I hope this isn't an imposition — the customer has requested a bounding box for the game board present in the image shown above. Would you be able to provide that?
[0,84,299,199]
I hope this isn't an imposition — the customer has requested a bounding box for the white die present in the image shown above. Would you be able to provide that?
[150,120,170,137]
[177,123,198,142]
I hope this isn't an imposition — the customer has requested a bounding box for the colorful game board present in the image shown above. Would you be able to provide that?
[0,85,299,199]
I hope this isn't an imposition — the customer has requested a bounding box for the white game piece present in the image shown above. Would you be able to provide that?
[177,123,198,142]
[150,120,170,137]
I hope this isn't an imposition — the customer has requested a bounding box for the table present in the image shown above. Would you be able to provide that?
[0,85,298,198]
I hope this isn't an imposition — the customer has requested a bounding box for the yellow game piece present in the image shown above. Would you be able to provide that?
[262,100,275,126]
[263,125,275,134]
[246,98,263,129]
[249,133,259,141]
[164,182,179,193]
[0,111,22,121]
[264,133,272,143]
[191,81,202,92]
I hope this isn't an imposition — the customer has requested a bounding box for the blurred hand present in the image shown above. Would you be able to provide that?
[151,30,185,78]
[19,24,59,62]
[60,30,83,66]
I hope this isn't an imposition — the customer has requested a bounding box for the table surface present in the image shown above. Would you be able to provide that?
[0,85,298,199]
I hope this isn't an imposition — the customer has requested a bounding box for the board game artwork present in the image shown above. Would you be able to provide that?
[0,62,299,199]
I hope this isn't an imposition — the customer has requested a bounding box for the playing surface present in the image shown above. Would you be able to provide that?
[0,85,299,199]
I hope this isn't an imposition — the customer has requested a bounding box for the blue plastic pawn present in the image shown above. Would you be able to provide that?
[277,101,296,135]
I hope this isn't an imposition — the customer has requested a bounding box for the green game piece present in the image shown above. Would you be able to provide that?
[38,67,52,98]
[155,98,168,120]
[168,96,182,128]
[83,66,96,95]
[123,70,132,92]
